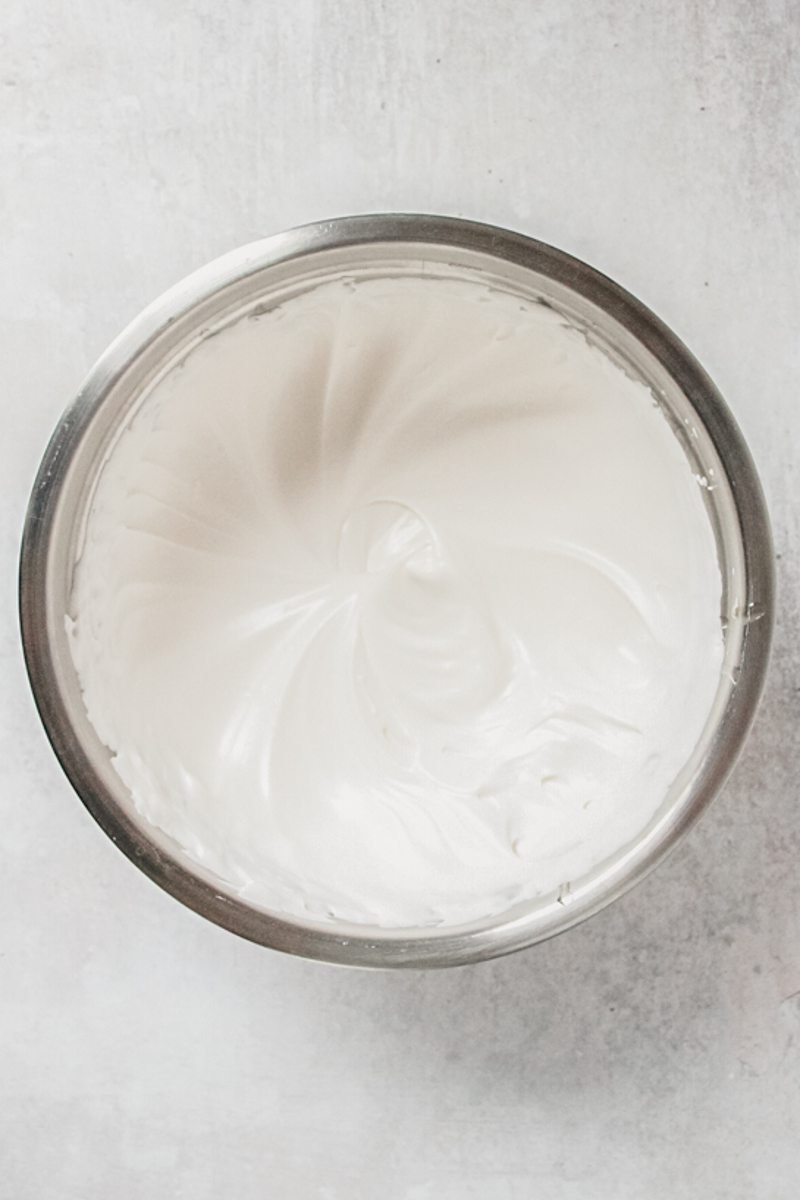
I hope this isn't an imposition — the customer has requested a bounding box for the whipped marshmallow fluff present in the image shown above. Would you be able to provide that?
[68,276,724,927]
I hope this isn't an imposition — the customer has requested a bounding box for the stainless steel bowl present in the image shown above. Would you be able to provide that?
[19,214,775,968]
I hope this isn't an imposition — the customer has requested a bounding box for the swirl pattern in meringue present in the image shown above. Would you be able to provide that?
[68,276,723,926]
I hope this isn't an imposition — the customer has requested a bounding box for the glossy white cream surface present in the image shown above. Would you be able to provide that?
[68,277,724,927]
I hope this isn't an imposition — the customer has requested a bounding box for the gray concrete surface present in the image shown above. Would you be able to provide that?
[1,2,798,1196]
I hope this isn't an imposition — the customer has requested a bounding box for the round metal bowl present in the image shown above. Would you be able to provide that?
[19,214,775,968]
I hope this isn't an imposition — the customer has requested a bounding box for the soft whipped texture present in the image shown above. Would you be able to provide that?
[68,276,724,927]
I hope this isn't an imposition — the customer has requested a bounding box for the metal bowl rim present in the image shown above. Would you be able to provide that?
[18,213,775,968]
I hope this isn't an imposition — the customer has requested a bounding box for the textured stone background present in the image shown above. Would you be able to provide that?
[1,2,798,1196]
